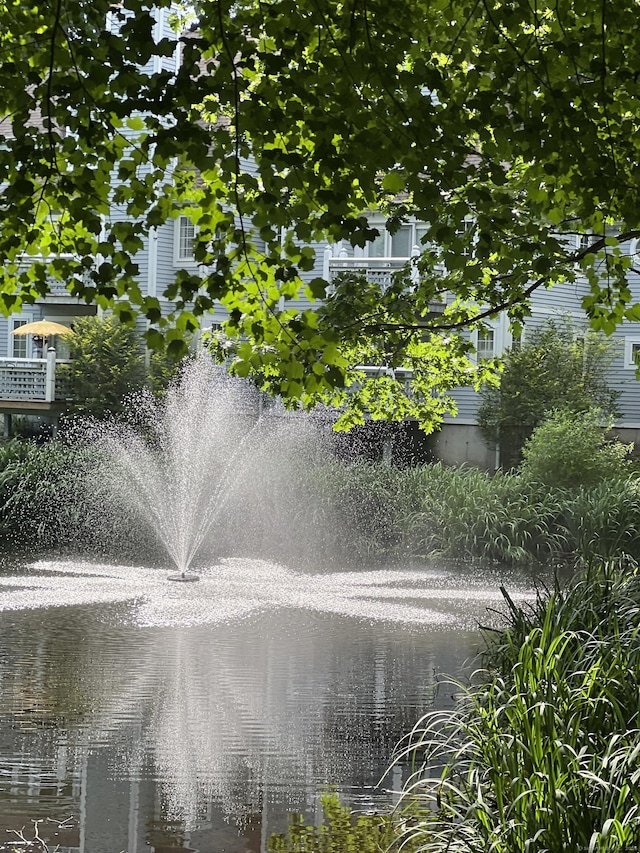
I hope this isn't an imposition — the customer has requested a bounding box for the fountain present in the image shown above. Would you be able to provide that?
[91,356,264,580]
[0,359,548,846]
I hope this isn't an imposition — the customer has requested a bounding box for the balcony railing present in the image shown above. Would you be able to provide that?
[0,355,71,403]
[17,256,90,301]
[326,254,446,316]
[327,256,414,292]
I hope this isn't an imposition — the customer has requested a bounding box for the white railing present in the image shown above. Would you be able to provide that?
[17,256,91,300]
[327,256,413,292]
[0,354,71,402]
[325,253,446,316]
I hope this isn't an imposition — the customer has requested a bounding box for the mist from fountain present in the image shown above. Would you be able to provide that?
[92,356,266,578]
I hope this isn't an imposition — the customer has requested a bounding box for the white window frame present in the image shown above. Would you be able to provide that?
[506,326,524,352]
[174,215,197,266]
[470,326,497,363]
[624,338,640,369]
[455,217,474,256]
[366,219,429,259]
[476,327,496,361]
[11,319,28,358]
[576,233,593,252]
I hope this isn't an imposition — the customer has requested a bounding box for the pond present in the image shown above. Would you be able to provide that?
[0,555,546,852]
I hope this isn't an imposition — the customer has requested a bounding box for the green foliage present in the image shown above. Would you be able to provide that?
[3,1,640,427]
[4,438,640,566]
[267,792,423,853]
[0,436,164,560]
[399,564,640,852]
[478,318,621,467]
[60,315,148,418]
[297,460,425,561]
[519,409,632,489]
[559,477,640,562]
[405,463,567,564]
[0,440,100,547]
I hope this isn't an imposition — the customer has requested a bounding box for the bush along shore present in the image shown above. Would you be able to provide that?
[269,562,640,852]
[1,402,636,566]
[2,434,640,566]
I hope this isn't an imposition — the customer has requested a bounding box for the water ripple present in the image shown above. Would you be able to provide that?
[0,557,538,631]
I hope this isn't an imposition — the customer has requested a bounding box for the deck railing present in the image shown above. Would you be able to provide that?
[326,254,446,314]
[327,256,413,292]
[17,256,90,301]
[0,353,71,403]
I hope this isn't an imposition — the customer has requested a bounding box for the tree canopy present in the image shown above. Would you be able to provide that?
[2,0,640,428]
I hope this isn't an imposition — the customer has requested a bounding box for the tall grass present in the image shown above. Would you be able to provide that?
[559,477,640,562]
[395,563,640,852]
[405,464,568,563]
[291,459,426,563]
[0,438,164,561]
[3,438,640,567]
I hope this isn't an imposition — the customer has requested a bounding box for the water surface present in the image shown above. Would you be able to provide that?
[0,556,543,852]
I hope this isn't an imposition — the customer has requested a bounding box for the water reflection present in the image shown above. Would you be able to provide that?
[0,557,542,852]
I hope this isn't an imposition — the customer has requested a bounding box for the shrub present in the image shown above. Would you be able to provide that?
[478,317,621,469]
[519,408,632,489]
[267,792,424,853]
[59,315,147,418]
[0,437,165,561]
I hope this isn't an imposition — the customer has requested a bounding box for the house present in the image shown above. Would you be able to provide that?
[315,221,640,470]
[3,194,640,464]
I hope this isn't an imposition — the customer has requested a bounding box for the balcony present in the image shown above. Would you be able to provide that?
[17,257,90,304]
[327,255,415,292]
[326,253,446,315]
[0,354,71,415]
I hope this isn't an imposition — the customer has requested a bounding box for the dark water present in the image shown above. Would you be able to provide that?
[0,556,544,852]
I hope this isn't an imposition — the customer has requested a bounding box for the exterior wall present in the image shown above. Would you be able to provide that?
[427,423,497,471]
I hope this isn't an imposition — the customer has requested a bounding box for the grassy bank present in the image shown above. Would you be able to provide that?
[290,459,640,566]
[395,561,640,851]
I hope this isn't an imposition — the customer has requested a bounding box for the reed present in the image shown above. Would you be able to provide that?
[558,477,640,561]
[405,463,567,564]
[395,563,640,852]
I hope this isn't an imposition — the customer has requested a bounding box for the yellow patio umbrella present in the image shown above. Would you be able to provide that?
[11,320,74,340]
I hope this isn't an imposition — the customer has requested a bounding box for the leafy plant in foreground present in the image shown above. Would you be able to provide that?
[267,792,424,853]
[396,564,640,852]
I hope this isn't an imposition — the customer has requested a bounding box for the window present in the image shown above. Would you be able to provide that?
[509,329,523,352]
[175,215,196,264]
[476,328,495,360]
[390,226,411,258]
[625,339,640,369]
[455,218,474,256]
[369,230,386,258]
[11,320,27,358]
[577,233,592,252]
[367,221,428,258]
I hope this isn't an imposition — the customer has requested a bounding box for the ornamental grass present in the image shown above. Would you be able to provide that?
[394,563,640,852]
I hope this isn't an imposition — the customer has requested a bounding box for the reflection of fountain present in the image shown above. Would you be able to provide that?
[93,356,261,579]
[0,557,544,845]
